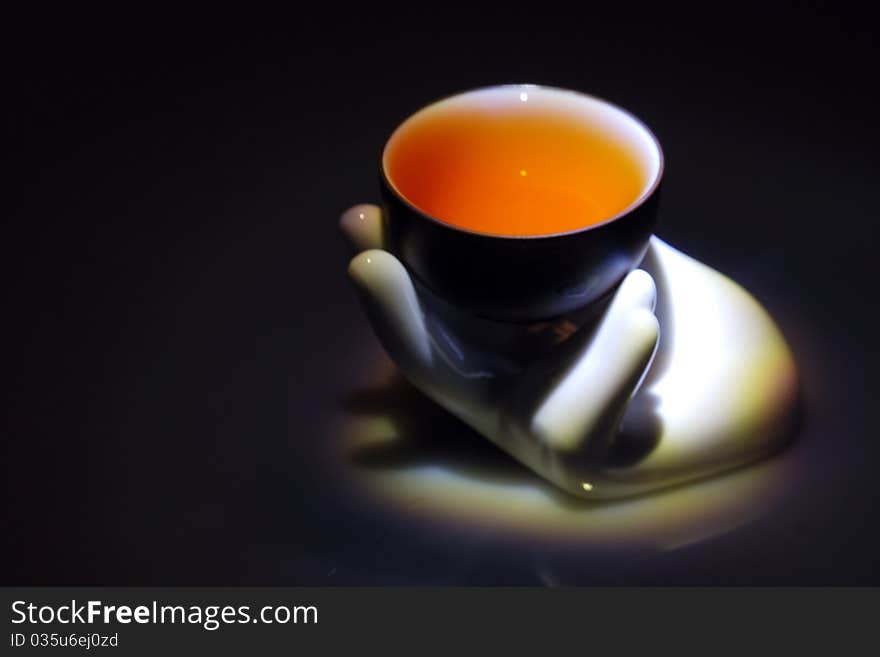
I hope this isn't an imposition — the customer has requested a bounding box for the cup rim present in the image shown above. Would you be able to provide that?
[380,83,665,240]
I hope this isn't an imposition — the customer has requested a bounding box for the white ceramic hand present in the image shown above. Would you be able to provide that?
[341,204,659,498]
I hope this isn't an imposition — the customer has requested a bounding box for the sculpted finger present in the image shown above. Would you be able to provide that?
[348,249,432,377]
[611,268,657,314]
[340,203,384,252]
[531,298,659,453]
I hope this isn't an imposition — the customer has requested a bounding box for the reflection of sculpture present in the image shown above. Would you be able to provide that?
[341,204,799,499]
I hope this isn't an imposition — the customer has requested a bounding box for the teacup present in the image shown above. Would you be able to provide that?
[380,84,664,323]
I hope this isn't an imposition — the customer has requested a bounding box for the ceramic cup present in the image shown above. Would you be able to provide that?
[380,84,664,323]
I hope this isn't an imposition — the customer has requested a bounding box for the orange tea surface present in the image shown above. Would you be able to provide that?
[384,91,647,236]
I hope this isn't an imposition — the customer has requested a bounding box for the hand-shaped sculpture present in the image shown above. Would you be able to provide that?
[342,204,799,499]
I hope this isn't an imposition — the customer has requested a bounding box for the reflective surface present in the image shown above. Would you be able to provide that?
[6,10,880,585]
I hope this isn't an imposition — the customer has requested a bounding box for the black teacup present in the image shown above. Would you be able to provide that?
[380,84,664,323]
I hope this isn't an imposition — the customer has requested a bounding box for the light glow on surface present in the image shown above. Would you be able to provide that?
[338,362,800,549]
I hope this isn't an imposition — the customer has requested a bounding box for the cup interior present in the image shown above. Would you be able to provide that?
[382,85,664,238]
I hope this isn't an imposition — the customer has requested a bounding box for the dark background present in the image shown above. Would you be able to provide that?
[5,4,880,584]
